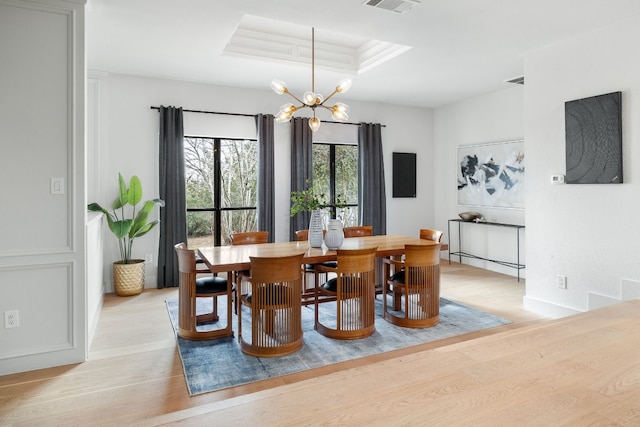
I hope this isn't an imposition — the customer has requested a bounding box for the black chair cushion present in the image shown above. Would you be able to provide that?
[321,277,338,293]
[305,261,337,270]
[195,276,228,293]
[320,277,362,295]
[390,270,405,283]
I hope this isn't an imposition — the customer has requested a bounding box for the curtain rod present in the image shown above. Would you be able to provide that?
[150,106,385,128]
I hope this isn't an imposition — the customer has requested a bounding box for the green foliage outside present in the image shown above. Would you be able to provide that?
[184,138,257,245]
[184,138,360,246]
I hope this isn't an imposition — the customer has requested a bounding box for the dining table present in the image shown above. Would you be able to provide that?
[197,234,439,274]
[195,234,441,335]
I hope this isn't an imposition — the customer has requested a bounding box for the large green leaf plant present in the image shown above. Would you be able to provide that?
[88,173,165,264]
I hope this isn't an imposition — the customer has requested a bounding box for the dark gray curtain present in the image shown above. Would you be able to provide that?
[358,123,387,236]
[157,106,186,288]
[289,117,314,240]
[256,114,275,242]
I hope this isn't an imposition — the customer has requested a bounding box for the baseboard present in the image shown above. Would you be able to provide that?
[587,292,621,311]
[523,295,582,319]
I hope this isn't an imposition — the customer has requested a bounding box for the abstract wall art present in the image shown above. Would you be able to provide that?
[565,91,622,184]
[457,140,525,209]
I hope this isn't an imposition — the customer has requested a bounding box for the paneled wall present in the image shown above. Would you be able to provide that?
[0,0,86,375]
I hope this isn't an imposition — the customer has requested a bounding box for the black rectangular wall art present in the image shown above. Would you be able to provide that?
[565,91,622,184]
[392,152,416,198]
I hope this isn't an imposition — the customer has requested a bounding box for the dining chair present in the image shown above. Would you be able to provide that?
[315,225,373,283]
[314,247,378,340]
[419,228,443,243]
[238,252,305,357]
[174,243,233,340]
[296,229,335,298]
[420,228,448,252]
[343,225,373,237]
[231,231,269,313]
[383,243,441,328]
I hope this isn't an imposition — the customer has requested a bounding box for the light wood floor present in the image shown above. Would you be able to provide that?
[2,262,638,426]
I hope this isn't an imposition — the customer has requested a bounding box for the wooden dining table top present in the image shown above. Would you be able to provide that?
[197,234,438,273]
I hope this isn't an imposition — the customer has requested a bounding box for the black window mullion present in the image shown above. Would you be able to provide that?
[213,138,222,246]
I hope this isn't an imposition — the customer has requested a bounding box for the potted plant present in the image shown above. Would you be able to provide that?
[88,173,165,296]
[290,181,346,248]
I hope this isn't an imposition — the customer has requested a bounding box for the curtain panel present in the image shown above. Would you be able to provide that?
[289,117,314,241]
[255,114,275,242]
[358,122,387,236]
[157,106,187,288]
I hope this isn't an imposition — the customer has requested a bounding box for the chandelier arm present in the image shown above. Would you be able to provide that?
[321,88,340,104]
[284,91,306,106]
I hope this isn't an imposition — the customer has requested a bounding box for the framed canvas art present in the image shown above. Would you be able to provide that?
[565,91,622,184]
[392,152,416,198]
[457,140,525,209]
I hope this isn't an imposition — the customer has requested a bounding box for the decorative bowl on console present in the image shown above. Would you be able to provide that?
[458,211,484,222]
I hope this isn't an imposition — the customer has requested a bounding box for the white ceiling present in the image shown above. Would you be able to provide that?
[86,0,640,108]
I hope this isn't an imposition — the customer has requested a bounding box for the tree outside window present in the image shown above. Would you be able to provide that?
[313,142,359,226]
[184,137,257,248]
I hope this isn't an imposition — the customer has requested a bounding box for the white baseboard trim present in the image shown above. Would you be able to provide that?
[587,292,621,311]
[523,295,583,319]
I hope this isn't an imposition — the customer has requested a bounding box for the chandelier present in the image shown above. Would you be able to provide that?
[271,27,352,132]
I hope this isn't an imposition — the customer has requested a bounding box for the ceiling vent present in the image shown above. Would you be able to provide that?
[363,0,421,14]
[505,76,525,85]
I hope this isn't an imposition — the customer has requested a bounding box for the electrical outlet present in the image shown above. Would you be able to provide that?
[557,275,567,289]
[144,253,153,264]
[4,310,19,328]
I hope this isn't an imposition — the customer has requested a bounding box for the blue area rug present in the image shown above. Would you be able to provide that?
[166,296,510,396]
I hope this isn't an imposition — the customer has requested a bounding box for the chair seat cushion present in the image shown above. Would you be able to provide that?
[320,277,363,295]
[321,277,338,293]
[305,261,337,270]
[390,270,405,283]
[195,276,228,293]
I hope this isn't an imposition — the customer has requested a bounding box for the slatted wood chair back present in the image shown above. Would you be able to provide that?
[238,253,305,357]
[314,246,378,340]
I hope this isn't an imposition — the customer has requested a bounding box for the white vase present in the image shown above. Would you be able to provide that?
[308,210,324,248]
[324,219,344,250]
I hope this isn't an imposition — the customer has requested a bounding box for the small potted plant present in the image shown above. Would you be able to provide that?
[290,181,346,248]
[88,173,165,296]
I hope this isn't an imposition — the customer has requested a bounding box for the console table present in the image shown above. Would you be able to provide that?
[447,219,525,281]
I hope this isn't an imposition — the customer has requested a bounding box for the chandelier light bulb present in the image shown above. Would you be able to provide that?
[270,79,288,95]
[309,116,321,132]
[331,102,349,121]
[281,103,296,114]
[303,91,317,105]
[315,94,324,105]
[336,79,352,94]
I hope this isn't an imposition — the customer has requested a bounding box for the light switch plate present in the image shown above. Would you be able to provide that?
[51,177,64,195]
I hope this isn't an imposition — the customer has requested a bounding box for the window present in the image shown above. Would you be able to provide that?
[312,142,359,226]
[184,137,258,248]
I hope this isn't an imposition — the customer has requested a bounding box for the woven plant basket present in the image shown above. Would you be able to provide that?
[113,260,145,296]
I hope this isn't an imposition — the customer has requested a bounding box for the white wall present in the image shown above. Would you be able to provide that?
[524,14,640,317]
[88,73,434,290]
[433,86,525,277]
